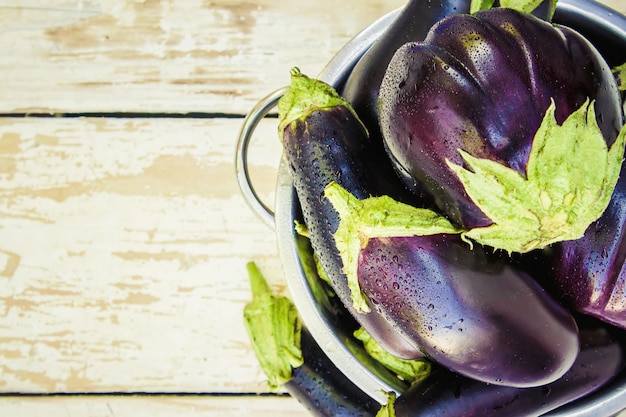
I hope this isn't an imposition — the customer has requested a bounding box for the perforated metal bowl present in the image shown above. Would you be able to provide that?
[236,0,626,414]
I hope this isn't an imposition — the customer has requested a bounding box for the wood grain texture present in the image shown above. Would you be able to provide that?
[0,116,286,393]
[0,395,311,417]
[0,0,406,114]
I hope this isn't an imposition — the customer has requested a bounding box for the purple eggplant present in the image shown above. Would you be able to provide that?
[289,327,380,417]
[539,171,626,329]
[355,231,579,387]
[278,68,422,359]
[378,8,624,230]
[342,0,471,147]
[384,325,624,417]
[341,0,553,151]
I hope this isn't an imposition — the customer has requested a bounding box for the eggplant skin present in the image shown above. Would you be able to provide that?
[540,170,626,329]
[342,0,471,202]
[282,105,421,359]
[286,328,379,417]
[378,8,624,229]
[342,0,471,142]
[357,234,579,387]
[392,331,623,417]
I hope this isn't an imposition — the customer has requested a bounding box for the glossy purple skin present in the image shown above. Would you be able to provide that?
[342,0,471,145]
[282,106,422,359]
[542,170,626,329]
[393,328,623,417]
[378,8,623,229]
[287,328,380,417]
[357,234,579,387]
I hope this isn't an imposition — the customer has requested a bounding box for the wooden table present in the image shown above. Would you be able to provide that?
[1,1,625,415]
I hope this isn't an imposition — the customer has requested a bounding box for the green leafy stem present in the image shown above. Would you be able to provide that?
[448,99,626,254]
[243,262,303,391]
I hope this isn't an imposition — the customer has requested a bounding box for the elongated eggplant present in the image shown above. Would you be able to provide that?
[243,262,379,417]
[354,231,579,387]
[278,68,421,359]
[290,328,380,417]
[383,325,624,417]
[378,8,624,232]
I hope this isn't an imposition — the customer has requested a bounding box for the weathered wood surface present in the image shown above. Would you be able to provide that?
[1,0,626,415]
[0,0,406,114]
[0,394,310,417]
[0,116,285,393]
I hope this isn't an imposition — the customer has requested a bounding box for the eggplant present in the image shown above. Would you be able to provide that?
[351,226,579,387]
[341,0,554,149]
[383,325,624,417]
[290,328,380,417]
[378,8,624,231]
[539,172,626,329]
[278,68,422,359]
[243,262,379,417]
[342,0,471,147]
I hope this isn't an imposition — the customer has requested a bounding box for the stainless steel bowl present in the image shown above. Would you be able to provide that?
[236,0,626,414]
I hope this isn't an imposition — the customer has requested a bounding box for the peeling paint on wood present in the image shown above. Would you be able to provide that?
[0,395,313,417]
[0,117,285,393]
[0,0,407,114]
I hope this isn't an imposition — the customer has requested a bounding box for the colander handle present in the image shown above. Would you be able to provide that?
[235,87,287,230]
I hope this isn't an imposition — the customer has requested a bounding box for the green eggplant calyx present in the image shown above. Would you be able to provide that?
[470,0,557,17]
[277,67,365,135]
[324,182,461,313]
[448,99,626,254]
[243,261,303,391]
[613,62,626,91]
[354,327,431,385]
[470,0,495,13]
[375,391,398,417]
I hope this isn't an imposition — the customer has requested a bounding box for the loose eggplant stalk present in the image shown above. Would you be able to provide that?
[540,172,626,329]
[381,325,624,417]
[324,181,578,388]
[378,8,625,236]
[243,262,379,417]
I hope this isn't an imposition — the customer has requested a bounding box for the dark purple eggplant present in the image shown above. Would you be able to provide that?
[243,262,379,417]
[539,171,626,329]
[341,0,553,151]
[289,328,380,417]
[384,325,624,417]
[278,68,422,359]
[341,0,471,147]
[354,231,579,387]
[378,7,624,230]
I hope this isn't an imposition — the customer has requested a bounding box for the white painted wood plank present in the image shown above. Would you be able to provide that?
[0,0,406,114]
[0,395,311,417]
[0,116,288,393]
